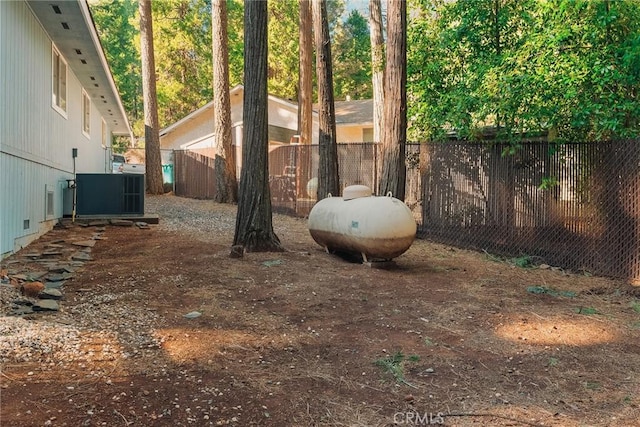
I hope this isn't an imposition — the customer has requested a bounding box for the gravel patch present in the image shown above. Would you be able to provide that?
[145,194,309,243]
[146,194,237,239]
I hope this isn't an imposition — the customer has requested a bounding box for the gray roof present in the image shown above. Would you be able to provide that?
[333,99,373,125]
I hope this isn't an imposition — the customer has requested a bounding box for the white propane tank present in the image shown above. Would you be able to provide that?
[308,185,416,261]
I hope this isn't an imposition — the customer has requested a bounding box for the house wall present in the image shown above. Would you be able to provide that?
[160,104,214,151]
[336,125,374,143]
[0,1,116,257]
[160,91,318,177]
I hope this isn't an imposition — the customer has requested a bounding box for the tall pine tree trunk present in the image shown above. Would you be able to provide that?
[298,0,313,145]
[233,0,283,252]
[313,0,339,200]
[212,0,237,203]
[369,0,384,145]
[138,0,164,195]
[378,0,406,201]
[297,0,313,201]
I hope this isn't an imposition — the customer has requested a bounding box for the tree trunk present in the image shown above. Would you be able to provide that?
[369,0,384,145]
[212,0,237,203]
[233,0,283,253]
[297,0,313,201]
[138,0,164,195]
[298,0,313,145]
[378,0,406,201]
[313,0,340,200]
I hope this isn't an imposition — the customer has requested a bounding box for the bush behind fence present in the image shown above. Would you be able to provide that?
[174,140,640,283]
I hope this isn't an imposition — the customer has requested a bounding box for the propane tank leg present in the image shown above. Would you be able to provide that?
[361,252,368,263]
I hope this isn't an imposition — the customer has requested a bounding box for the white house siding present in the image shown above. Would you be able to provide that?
[161,89,318,178]
[161,105,214,151]
[0,1,115,256]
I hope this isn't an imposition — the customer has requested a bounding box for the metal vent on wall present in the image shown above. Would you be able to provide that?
[46,190,55,217]
[122,175,143,214]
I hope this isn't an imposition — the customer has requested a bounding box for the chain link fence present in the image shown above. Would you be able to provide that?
[419,139,639,284]
[174,140,640,283]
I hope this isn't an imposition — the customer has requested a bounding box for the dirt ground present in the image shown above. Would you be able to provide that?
[2,195,640,426]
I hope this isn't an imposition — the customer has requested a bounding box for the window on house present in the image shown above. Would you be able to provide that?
[362,127,374,142]
[52,45,67,115]
[101,119,107,148]
[82,89,90,136]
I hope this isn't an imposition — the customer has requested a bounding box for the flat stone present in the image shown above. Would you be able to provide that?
[27,271,48,280]
[12,274,29,281]
[48,265,70,273]
[88,220,109,227]
[33,300,59,311]
[47,273,67,282]
[22,253,42,258]
[73,240,96,248]
[72,252,92,261]
[10,307,35,316]
[64,266,78,273]
[183,311,202,319]
[42,251,63,256]
[40,288,63,300]
[111,219,134,227]
[46,244,64,249]
[70,261,85,267]
[44,280,65,289]
[135,222,150,229]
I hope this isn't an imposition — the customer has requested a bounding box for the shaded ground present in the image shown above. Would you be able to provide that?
[2,194,640,426]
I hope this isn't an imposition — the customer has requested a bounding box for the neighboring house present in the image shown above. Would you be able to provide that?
[160,85,318,176]
[0,0,133,257]
[334,99,374,143]
[160,86,376,174]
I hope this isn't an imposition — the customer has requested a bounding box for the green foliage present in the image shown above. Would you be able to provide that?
[151,0,217,129]
[575,306,599,315]
[511,255,534,268]
[267,0,299,100]
[112,135,131,153]
[527,286,577,298]
[90,0,142,134]
[333,10,372,100]
[585,381,601,390]
[407,0,640,142]
[92,0,351,137]
[538,176,559,190]
[374,351,420,385]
